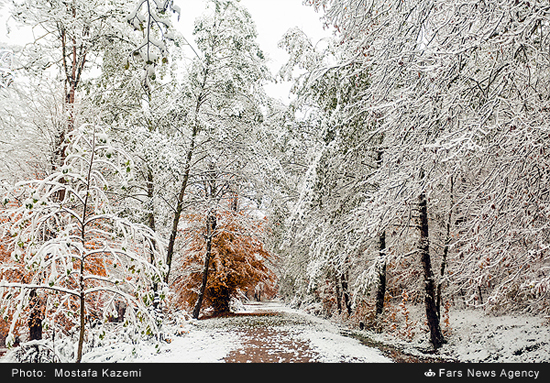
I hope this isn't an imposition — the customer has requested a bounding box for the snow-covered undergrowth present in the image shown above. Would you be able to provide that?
[347,305,550,363]
[443,309,550,363]
[0,323,175,363]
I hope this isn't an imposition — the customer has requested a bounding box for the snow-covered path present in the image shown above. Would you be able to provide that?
[133,301,391,363]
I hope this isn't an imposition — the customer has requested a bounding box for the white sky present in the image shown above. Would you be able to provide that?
[0,0,333,102]
[174,0,334,102]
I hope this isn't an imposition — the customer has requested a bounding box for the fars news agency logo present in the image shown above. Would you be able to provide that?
[425,369,437,378]
[423,367,541,380]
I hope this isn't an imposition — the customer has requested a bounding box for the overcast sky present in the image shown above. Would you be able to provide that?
[0,0,332,101]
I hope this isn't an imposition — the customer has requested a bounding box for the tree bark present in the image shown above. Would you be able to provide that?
[164,122,199,284]
[436,175,453,318]
[53,19,88,199]
[76,287,85,363]
[76,138,95,363]
[340,270,352,316]
[146,167,156,233]
[373,146,387,317]
[375,231,387,317]
[164,62,209,284]
[418,188,445,349]
[334,272,342,314]
[192,212,217,319]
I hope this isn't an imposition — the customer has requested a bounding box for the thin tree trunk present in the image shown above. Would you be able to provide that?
[76,284,85,363]
[54,21,87,196]
[418,187,445,349]
[145,166,164,310]
[230,193,238,212]
[145,167,156,232]
[192,212,217,319]
[436,175,453,318]
[374,146,387,317]
[478,286,484,305]
[164,123,199,284]
[76,135,95,363]
[164,40,213,284]
[334,272,342,314]
[375,231,387,317]
[340,271,352,316]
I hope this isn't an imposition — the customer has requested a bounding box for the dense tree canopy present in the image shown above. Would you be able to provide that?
[1,0,550,359]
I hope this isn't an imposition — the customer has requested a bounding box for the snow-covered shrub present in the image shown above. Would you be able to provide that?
[0,125,167,362]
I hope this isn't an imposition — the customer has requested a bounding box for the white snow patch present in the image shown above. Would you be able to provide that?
[354,306,550,363]
[132,323,243,363]
[301,328,390,363]
[441,309,550,363]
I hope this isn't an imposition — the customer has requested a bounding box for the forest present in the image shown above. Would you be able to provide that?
[1,0,550,363]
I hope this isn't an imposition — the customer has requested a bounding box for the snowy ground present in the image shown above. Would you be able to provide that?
[0,300,390,363]
[348,306,550,363]
[442,309,550,363]
[2,301,548,363]
[127,301,390,363]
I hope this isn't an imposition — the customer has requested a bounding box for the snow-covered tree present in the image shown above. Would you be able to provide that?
[291,0,550,343]
[125,0,181,90]
[275,25,390,320]
[9,0,131,168]
[0,125,166,362]
[0,48,13,89]
[162,0,270,287]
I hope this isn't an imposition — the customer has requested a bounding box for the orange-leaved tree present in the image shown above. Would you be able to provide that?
[0,231,31,348]
[172,203,277,317]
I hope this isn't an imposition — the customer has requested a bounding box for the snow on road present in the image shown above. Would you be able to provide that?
[130,301,391,363]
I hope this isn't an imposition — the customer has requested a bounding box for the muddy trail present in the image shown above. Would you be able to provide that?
[195,302,453,363]
[219,313,320,363]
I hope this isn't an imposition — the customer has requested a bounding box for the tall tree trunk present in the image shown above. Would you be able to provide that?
[340,270,352,316]
[76,139,95,363]
[145,166,164,311]
[436,175,453,318]
[374,146,387,317]
[418,187,445,349]
[375,231,387,317]
[192,212,217,319]
[164,123,199,284]
[334,272,342,314]
[165,46,213,284]
[54,21,87,197]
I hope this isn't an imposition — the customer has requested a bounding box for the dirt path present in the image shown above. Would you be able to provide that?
[201,301,456,363]
[224,325,319,363]
[222,303,319,362]
[192,301,390,363]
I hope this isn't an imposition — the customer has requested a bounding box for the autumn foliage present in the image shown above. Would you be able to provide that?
[172,205,277,316]
[0,199,123,346]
